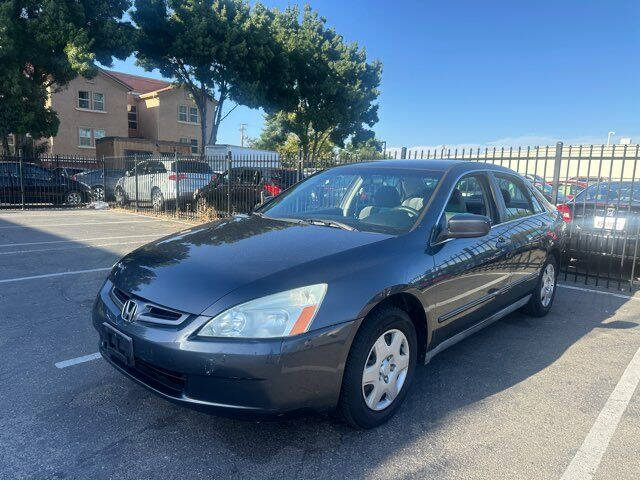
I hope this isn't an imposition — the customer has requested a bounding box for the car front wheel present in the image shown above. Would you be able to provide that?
[339,306,417,429]
[522,255,558,317]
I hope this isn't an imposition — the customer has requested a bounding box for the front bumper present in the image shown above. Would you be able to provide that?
[92,281,360,416]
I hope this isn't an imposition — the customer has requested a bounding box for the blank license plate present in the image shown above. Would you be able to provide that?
[594,216,626,231]
[103,323,134,366]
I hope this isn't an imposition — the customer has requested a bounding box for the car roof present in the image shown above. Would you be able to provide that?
[330,159,519,176]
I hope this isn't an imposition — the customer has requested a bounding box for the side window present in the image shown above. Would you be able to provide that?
[529,187,545,213]
[444,174,496,223]
[494,174,536,221]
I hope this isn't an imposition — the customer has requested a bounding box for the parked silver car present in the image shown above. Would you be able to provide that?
[114,159,214,209]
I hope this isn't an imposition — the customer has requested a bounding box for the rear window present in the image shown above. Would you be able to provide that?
[170,161,212,174]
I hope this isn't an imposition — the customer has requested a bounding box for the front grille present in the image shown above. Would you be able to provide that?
[134,357,186,396]
[109,285,189,326]
[106,350,186,397]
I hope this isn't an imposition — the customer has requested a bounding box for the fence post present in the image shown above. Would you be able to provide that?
[551,141,563,204]
[134,154,139,212]
[101,155,106,202]
[174,151,180,215]
[18,148,25,210]
[226,151,232,216]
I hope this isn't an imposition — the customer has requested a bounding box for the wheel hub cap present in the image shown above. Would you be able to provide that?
[362,329,410,411]
[541,263,555,307]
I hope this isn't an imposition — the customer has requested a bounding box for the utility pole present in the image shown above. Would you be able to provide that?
[239,123,248,147]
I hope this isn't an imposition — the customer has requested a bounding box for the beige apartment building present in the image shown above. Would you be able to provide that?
[45,69,214,158]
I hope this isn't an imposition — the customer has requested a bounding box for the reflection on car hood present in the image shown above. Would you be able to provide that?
[110,215,391,314]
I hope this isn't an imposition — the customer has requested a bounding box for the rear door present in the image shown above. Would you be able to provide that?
[490,172,549,300]
[427,172,514,343]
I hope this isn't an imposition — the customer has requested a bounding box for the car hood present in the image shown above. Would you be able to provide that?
[110,215,392,314]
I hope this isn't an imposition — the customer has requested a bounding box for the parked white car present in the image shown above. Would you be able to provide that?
[114,159,215,209]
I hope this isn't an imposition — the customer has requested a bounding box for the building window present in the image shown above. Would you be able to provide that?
[190,138,198,154]
[189,107,198,123]
[78,91,90,109]
[92,92,104,111]
[94,129,105,141]
[128,105,138,130]
[178,105,188,122]
[78,90,104,111]
[179,137,188,144]
[79,128,92,147]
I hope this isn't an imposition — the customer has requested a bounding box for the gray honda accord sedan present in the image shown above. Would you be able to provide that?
[93,160,565,428]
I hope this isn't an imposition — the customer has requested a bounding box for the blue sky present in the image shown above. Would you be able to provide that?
[107,0,640,149]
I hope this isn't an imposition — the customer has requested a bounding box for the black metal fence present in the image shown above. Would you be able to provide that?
[3,144,640,289]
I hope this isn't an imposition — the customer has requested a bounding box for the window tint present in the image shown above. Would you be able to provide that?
[444,174,495,223]
[495,174,536,221]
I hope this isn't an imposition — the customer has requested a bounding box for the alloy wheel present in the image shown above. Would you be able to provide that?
[93,186,105,201]
[361,329,410,411]
[66,191,82,205]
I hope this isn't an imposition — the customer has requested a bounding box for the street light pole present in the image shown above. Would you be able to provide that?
[607,131,616,146]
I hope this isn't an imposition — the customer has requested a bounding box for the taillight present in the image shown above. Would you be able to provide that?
[556,203,572,222]
[168,173,187,181]
[264,183,282,196]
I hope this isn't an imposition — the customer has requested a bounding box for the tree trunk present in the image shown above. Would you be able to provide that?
[208,93,225,145]
[199,98,207,160]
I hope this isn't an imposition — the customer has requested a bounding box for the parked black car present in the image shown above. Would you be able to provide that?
[0,162,92,206]
[193,167,300,214]
[94,160,564,428]
[558,181,640,262]
[74,169,126,202]
[51,166,87,178]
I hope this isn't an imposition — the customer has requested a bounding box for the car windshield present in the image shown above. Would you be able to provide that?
[257,166,442,234]
[574,182,640,204]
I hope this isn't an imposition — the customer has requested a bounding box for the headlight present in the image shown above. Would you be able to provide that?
[198,284,327,338]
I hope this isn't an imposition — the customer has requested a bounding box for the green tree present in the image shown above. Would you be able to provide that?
[0,0,134,154]
[337,138,385,161]
[271,5,382,161]
[133,0,292,156]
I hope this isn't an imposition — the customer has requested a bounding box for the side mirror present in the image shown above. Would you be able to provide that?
[439,213,491,241]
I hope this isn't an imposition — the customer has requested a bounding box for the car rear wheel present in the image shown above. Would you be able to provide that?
[152,188,165,211]
[92,185,105,202]
[522,255,558,317]
[65,190,83,206]
[115,187,127,206]
[196,196,208,214]
[339,306,417,429]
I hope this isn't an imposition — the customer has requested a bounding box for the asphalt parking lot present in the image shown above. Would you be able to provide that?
[1,208,639,479]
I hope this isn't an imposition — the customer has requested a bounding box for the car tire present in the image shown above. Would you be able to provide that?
[196,196,208,214]
[92,185,105,202]
[65,190,83,206]
[522,255,558,317]
[339,306,417,429]
[115,187,127,206]
[152,188,165,211]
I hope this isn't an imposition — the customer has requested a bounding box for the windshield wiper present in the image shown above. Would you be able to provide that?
[303,218,357,231]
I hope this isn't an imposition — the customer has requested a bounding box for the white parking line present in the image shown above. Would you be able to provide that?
[561,345,640,479]
[558,283,640,302]
[0,267,111,284]
[0,234,161,248]
[55,352,102,369]
[0,240,150,255]
[0,220,159,229]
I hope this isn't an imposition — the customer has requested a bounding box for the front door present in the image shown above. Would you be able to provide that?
[424,173,514,345]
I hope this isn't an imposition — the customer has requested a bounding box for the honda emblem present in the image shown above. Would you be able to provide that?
[121,299,138,322]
